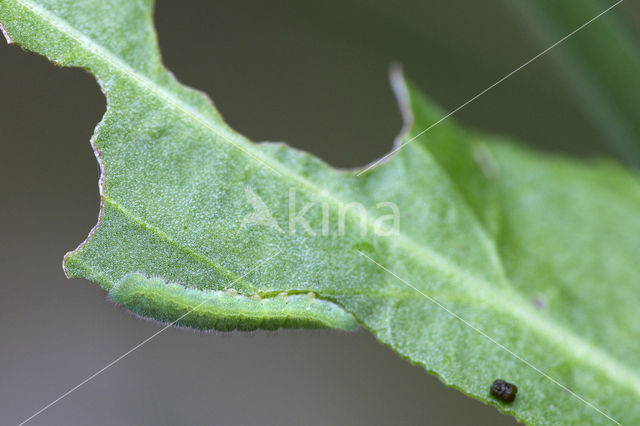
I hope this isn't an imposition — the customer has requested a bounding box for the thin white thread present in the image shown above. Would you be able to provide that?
[358,251,621,425]
[15,0,282,177]
[357,0,624,176]
[17,251,281,426]
[10,1,627,424]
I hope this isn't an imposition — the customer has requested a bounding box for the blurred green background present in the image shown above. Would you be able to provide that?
[1,1,638,424]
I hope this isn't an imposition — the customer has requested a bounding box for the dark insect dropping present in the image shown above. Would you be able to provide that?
[490,379,518,402]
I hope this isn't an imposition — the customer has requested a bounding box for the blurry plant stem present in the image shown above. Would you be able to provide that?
[505,0,640,168]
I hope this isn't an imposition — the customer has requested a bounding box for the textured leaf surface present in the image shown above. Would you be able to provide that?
[2,0,640,424]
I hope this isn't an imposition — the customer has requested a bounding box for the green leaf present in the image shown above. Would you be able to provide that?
[2,0,640,424]
[505,0,640,167]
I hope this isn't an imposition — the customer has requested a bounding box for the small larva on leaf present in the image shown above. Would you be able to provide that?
[108,273,359,332]
[490,379,518,403]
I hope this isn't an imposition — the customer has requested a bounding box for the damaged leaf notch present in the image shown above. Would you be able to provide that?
[4,0,640,424]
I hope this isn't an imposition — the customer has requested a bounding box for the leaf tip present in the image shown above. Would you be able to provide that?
[355,64,414,175]
[389,63,414,151]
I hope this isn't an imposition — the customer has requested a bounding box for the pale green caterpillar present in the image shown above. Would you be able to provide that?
[109,273,359,331]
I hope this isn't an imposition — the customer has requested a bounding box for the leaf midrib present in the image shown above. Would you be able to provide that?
[14,0,506,294]
[17,0,640,398]
[102,196,257,292]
